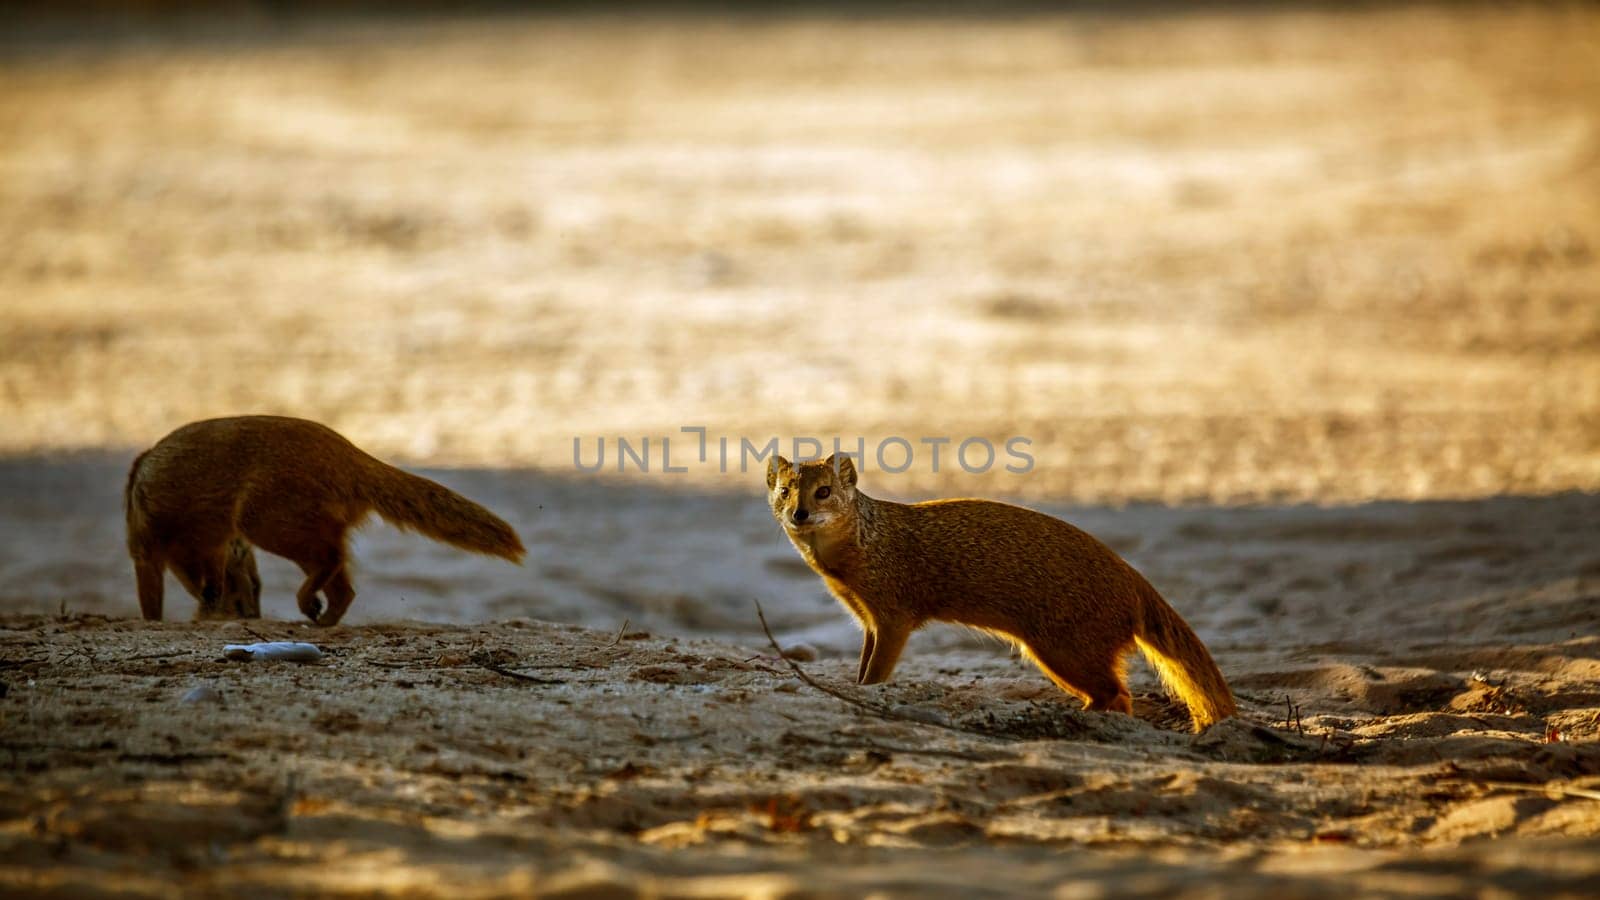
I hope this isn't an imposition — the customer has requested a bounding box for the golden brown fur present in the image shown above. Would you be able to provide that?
[125,415,525,625]
[767,454,1235,731]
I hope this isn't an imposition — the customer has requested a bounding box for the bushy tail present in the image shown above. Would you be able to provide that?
[364,464,525,563]
[1132,582,1236,732]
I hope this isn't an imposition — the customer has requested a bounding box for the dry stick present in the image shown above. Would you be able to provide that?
[1442,779,1600,803]
[753,600,1015,742]
[783,731,1006,762]
[57,645,96,667]
[605,618,631,649]
[126,651,185,662]
[475,656,567,686]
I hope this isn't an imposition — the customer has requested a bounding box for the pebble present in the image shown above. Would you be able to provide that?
[180,683,223,705]
[781,643,819,662]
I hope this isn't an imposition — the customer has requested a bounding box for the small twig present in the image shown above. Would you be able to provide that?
[605,618,631,649]
[753,600,1012,742]
[242,625,270,643]
[738,659,785,676]
[367,654,443,670]
[754,602,889,709]
[477,660,566,686]
[715,654,782,675]
[784,731,1009,762]
[57,645,97,667]
[1441,779,1600,802]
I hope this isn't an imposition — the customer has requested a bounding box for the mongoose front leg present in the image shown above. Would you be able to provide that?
[860,623,911,685]
[856,630,876,684]
[295,565,340,623]
[313,566,356,627]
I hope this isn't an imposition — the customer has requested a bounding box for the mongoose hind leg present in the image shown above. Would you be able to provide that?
[132,554,165,621]
[1025,644,1134,715]
[1087,683,1135,715]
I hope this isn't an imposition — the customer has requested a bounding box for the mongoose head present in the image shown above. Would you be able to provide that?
[767,453,858,534]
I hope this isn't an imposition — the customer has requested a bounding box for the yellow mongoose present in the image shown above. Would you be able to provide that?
[125,415,525,625]
[767,454,1235,731]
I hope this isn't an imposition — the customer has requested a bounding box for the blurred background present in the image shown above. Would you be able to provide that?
[3,2,1600,637]
[3,2,1598,505]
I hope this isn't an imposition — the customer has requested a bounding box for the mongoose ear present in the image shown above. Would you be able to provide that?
[767,455,792,489]
[834,454,858,489]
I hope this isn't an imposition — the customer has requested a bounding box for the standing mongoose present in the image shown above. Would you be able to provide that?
[766,453,1235,731]
[126,415,525,626]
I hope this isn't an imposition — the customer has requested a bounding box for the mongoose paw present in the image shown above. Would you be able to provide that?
[298,596,325,623]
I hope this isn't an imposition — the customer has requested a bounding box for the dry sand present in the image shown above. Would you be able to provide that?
[3,610,1599,898]
[2,5,1599,897]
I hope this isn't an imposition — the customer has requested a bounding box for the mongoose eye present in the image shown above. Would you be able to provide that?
[815,486,832,500]
[780,486,790,499]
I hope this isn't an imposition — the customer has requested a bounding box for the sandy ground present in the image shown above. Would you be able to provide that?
[2,4,1600,897]
[2,591,1599,897]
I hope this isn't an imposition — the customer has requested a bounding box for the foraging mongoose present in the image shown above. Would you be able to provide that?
[126,415,524,625]
[767,453,1235,731]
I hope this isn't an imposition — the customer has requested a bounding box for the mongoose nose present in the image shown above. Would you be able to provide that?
[793,508,809,524]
